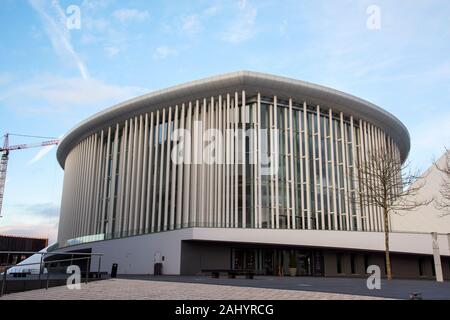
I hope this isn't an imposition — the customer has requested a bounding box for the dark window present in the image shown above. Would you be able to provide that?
[350,254,357,274]
[418,257,424,276]
[336,253,343,274]
[364,254,369,273]
[431,258,436,277]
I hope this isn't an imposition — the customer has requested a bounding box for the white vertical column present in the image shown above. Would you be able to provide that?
[329,111,338,230]
[78,141,87,236]
[77,139,87,237]
[151,111,160,233]
[252,101,258,228]
[175,105,185,229]
[373,126,382,231]
[145,113,155,233]
[336,117,344,230]
[288,99,296,229]
[340,113,351,230]
[234,93,239,227]
[133,115,144,234]
[273,97,280,229]
[216,97,221,227]
[163,107,173,231]
[93,131,104,235]
[100,127,111,235]
[128,118,138,234]
[317,106,325,230]
[88,134,99,235]
[323,113,331,230]
[117,121,128,237]
[241,91,246,228]
[257,94,263,228]
[361,121,372,231]
[209,97,215,226]
[284,108,290,229]
[269,102,275,229]
[214,98,219,227]
[81,136,93,236]
[190,102,199,228]
[303,103,311,230]
[169,106,179,230]
[80,137,89,236]
[87,136,96,236]
[71,143,80,237]
[183,103,192,228]
[251,100,259,228]
[358,119,368,231]
[298,108,305,229]
[220,96,228,228]
[157,109,167,232]
[200,100,207,227]
[311,110,319,229]
[225,94,231,228]
[108,124,119,236]
[365,123,374,231]
[139,114,149,233]
[350,117,361,231]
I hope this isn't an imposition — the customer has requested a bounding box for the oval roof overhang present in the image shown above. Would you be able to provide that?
[57,71,410,168]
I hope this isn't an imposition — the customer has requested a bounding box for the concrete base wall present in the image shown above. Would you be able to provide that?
[180,242,231,275]
[52,228,450,280]
[53,229,194,275]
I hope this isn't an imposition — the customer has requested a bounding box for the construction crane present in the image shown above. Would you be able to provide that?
[0,133,60,218]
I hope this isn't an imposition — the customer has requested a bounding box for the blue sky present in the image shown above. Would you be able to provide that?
[0,0,449,243]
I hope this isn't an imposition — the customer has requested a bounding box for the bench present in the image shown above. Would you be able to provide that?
[202,269,255,279]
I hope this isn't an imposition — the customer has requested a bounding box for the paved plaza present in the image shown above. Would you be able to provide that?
[2,276,450,300]
[136,275,450,300]
[1,278,386,300]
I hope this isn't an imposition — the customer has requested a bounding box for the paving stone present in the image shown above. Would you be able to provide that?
[0,279,388,300]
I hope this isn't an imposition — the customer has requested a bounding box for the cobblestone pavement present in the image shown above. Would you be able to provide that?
[0,279,387,300]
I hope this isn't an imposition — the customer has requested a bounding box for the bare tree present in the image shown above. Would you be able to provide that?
[354,147,431,280]
[434,148,450,215]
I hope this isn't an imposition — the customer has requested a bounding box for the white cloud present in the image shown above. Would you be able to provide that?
[171,5,219,36]
[81,0,110,12]
[28,145,56,165]
[153,46,178,60]
[222,0,257,43]
[28,135,63,165]
[0,75,148,114]
[182,14,201,34]
[113,8,150,23]
[29,0,89,79]
[0,219,59,243]
[203,6,219,17]
[105,46,120,57]
[0,203,60,243]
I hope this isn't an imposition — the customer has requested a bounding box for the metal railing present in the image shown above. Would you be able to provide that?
[0,251,104,297]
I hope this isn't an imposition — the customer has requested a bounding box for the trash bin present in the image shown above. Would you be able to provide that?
[111,263,118,278]
[154,263,162,275]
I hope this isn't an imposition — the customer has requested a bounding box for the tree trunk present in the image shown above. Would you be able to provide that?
[384,208,392,280]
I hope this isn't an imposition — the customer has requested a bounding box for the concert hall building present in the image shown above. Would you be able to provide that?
[54,71,450,280]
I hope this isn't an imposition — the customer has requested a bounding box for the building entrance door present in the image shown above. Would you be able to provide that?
[297,253,312,276]
[233,249,256,270]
